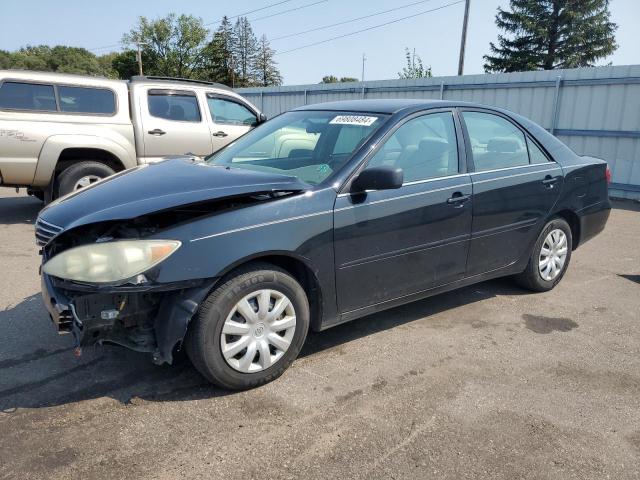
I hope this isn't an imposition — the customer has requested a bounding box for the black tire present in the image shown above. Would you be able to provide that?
[30,191,45,202]
[515,217,573,292]
[185,263,310,390]
[54,161,115,199]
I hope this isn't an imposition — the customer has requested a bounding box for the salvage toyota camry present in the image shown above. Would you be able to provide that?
[36,99,611,389]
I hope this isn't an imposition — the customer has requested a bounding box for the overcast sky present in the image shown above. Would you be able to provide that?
[1,0,638,85]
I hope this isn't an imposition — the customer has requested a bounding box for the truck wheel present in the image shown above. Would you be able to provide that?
[185,263,310,390]
[54,161,115,198]
[514,217,573,292]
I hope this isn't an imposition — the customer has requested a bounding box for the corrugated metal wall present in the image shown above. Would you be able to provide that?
[238,65,640,199]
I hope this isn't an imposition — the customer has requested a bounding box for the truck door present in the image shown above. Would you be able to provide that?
[140,87,213,161]
[204,93,258,152]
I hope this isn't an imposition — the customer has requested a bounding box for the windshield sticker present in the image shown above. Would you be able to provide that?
[329,115,378,126]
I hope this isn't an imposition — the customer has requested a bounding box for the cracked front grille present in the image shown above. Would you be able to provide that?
[35,218,64,246]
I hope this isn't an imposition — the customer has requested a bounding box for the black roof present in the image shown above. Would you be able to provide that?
[294,99,467,114]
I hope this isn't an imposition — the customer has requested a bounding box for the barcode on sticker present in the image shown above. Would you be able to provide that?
[329,115,378,126]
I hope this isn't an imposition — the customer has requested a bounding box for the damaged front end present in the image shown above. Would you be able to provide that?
[35,158,309,364]
[41,270,214,364]
[37,211,224,365]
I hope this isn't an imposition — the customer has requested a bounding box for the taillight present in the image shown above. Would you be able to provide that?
[605,166,612,184]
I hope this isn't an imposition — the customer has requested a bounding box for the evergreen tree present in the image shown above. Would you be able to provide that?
[484,0,618,72]
[254,35,282,86]
[232,17,258,87]
[201,16,236,85]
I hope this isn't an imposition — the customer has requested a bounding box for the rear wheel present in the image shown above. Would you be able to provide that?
[185,263,310,390]
[515,217,572,292]
[54,161,115,199]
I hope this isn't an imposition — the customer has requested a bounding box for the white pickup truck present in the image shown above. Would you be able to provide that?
[0,70,265,200]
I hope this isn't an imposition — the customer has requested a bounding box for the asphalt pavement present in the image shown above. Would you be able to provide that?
[0,187,639,479]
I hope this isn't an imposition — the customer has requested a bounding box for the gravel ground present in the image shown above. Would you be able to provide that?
[0,187,639,480]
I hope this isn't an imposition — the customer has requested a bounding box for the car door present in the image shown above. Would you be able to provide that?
[333,110,473,314]
[140,87,213,161]
[204,93,258,151]
[460,109,563,276]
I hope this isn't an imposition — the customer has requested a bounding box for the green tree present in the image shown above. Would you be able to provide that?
[320,75,359,83]
[398,48,432,79]
[254,35,282,86]
[2,45,116,77]
[0,50,14,69]
[108,50,138,79]
[201,16,236,85]
[122,13,209,78]
[484,0,618,72]
[232,17,258,87]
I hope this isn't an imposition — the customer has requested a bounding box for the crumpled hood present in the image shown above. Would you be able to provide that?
[39,158,308,230]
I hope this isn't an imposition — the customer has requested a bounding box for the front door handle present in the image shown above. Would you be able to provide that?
[447,192,471,207]
[148,129,166,136]
[212,131,228,137]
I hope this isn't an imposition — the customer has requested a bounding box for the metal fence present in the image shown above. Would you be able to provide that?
[238,65,640,200]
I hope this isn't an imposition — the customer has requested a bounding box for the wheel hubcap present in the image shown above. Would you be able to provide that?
[221,289,297,373]
[73,175,102,190]
[539,228,568,281]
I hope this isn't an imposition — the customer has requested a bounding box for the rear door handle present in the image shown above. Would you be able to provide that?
[447,192,471,206]
[148,129,166,136]
[212,131,228,137]
[542,175,558,187]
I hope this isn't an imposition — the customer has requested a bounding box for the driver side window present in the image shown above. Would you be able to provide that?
[367,112,459,183]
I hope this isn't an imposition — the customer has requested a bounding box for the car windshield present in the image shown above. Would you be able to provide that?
[206,110,388,185]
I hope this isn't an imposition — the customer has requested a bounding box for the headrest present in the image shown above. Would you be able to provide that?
[418,137,450,156]
[488,137,522,153]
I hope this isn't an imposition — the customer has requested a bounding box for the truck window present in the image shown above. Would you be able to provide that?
[148,89,201,122]
[207,96,257,126]
[0,81,56,111]
[58,85,115,114]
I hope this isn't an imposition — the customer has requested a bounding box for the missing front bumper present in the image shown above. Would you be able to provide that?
[40,273,216,364]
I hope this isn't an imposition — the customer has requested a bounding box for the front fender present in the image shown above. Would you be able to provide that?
[32,134,137,186]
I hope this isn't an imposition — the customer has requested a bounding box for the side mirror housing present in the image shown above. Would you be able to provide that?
[258,113,268,124]
[352,166,403,192]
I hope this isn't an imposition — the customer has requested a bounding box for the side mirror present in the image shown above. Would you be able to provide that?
[352,166,403,192]
[258,113,267,124]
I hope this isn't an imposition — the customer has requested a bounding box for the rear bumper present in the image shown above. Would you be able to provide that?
[578,200,611,247]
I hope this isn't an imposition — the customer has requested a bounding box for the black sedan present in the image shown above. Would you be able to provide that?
[36,100,611,389]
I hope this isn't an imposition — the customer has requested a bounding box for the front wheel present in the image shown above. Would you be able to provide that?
[515,217,573,292]
[185,263,310,390]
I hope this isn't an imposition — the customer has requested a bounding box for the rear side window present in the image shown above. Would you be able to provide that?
[207,96,256,126]
[0,81,56,111]
[462,111,529,171]
[148,90,201,122]
[58,86,115,114]
[527,136,550,164]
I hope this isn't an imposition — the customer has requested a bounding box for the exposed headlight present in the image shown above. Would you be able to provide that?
[43,240,181,284]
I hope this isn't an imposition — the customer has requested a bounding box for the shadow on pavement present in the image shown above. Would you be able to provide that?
[0,278,526,410]
[611,199,640,212]
[0,193,41,225]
